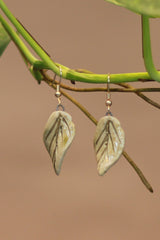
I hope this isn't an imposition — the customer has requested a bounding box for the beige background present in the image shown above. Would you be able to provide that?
[0,0,160,239]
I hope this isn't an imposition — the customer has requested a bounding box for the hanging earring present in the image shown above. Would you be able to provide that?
[93,74,125,176]
[43,68,75,175]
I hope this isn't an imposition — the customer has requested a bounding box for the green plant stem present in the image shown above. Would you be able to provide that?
[0,0,159,84]
[0,0,60,74]
[41,70,160,93]
[142,15,160,82]
[0,14,37,65]
[65,71,151,84]
[0,15,47,82]
[41,70,160,110]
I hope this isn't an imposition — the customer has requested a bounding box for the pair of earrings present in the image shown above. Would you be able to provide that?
[43,70,125,176]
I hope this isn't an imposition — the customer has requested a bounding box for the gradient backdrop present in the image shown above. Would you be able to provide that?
[0,0,160,239]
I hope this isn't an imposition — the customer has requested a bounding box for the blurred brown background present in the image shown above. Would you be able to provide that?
[0,0,160,239]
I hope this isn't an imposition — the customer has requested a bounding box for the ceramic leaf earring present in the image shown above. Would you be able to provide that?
[43,68,75,175]
[94,74,125,176]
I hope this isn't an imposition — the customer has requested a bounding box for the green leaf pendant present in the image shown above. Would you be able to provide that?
[43,111,75,175]
[94,115,125,176]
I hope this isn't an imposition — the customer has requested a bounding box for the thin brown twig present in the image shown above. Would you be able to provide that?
[123,151,153,193]
[119,83,160,109]
[61,89,98,125]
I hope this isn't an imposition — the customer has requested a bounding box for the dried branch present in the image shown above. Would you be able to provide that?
[123,151,153,193]
[119,83,160,109]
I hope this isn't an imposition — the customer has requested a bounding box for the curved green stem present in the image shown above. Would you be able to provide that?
[0,14,46,83]
[0,11,152,84]
[0,0,160,84]
[142,15,160,82]
[0,0,60,74]
[65,70,151,84]
[0,14,37,65]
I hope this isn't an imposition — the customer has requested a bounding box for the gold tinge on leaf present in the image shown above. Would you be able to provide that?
[94,115,125,176]
[43,111,75,175]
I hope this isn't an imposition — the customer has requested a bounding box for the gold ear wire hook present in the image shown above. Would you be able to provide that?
[107,74,111,99]
[106,74,112,113]
[55,67,62,104]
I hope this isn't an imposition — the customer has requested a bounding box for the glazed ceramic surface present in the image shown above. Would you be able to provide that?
[43,111,75,175]
[94,115,125,176]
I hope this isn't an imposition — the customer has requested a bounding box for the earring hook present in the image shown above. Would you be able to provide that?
[107,74,111,98]
[55,67,65,111]
[106,74,112,115]
[55,67,62,99]
[59,67,62,84]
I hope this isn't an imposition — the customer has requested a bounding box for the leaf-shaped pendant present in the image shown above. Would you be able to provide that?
[94,115,125,176]
[43,111,75,175]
